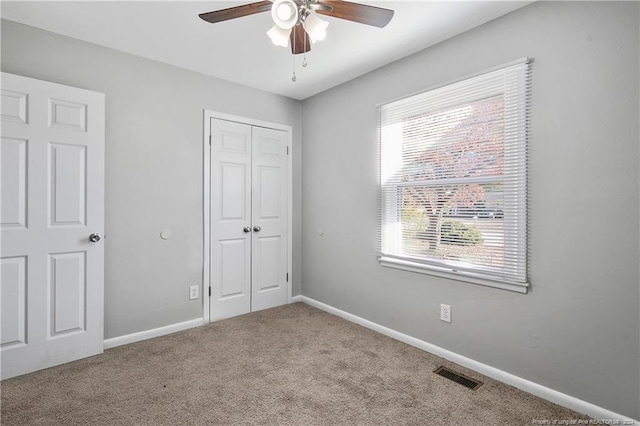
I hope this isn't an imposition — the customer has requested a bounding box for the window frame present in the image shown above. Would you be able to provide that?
[377,59,531,293]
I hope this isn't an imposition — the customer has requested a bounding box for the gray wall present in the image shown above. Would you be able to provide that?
[1,19,303,339]
[301,1,639,419]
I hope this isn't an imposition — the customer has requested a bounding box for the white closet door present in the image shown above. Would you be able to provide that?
[0,72,105,379]
[251,127,288,312]
[209,118,289,321]
[210,119,252,321]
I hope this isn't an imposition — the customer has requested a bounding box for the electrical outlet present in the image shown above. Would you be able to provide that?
[440,304,451,323]
[189,285,199,300]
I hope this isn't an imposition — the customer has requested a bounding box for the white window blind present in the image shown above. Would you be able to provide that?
[377,59,531,292]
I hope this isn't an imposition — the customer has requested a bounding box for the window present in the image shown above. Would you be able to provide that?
[377,59,531,292]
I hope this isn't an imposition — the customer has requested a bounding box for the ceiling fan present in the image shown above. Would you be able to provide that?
[198,0,394,55]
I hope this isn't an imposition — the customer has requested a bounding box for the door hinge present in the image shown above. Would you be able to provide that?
[286,273,289,282]
[208,286,211,296]
[286,146,289,155]
[209,134,212,145]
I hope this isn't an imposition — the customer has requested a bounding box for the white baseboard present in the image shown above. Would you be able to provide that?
[299,296,638,425]
[103,318,204,350]
[105,296,306,350]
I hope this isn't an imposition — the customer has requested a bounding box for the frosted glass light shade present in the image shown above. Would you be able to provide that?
[271,0,298,29]
[305,12,329,43]
[267,24,291,47]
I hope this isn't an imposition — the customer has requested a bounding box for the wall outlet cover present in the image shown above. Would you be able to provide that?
[189,285,199,300]
[440,304,451,323]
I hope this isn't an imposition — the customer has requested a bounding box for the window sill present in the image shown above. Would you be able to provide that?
[378,256,529,294]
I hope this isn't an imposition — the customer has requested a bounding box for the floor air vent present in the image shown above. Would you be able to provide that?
[434,366,483,390]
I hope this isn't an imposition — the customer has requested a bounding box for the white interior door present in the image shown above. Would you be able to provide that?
[251,127,288,312]
[209,118,289,321]
[209,119,252,321]
[0,72,105,379]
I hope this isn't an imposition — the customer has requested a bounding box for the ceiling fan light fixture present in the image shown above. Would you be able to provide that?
[304,12,329,43]
[198,0,394,83]
[267,24,291,47]
[271,0,299,29]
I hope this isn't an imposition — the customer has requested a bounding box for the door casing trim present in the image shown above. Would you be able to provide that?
[202,110,293,323]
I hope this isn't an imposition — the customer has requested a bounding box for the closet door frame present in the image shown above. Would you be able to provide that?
[203,110,293,323]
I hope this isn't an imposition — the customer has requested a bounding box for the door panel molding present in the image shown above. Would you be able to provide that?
[203,110,293,323]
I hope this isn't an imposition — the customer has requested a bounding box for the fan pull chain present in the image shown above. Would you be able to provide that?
[292,27,297,82]
[292,58,297,82]
[302,29,308,68]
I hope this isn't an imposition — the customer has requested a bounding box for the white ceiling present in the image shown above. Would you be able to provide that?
[1,1,531,100]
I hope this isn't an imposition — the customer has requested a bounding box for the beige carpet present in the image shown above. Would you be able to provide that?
[1,303,588,425]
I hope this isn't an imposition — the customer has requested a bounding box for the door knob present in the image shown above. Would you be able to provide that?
[253,226,261,233]
[89,233,101,243]
[243,226,252,233]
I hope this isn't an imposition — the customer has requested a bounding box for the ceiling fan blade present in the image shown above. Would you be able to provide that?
[290,25,311,54]
[315,0,394,28]
[199,1,272,24]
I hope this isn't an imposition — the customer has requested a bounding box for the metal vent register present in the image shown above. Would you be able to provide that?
[434,366,483,390]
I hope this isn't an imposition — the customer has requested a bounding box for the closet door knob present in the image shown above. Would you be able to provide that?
[253,226,261,233]
[243,226,252,233]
